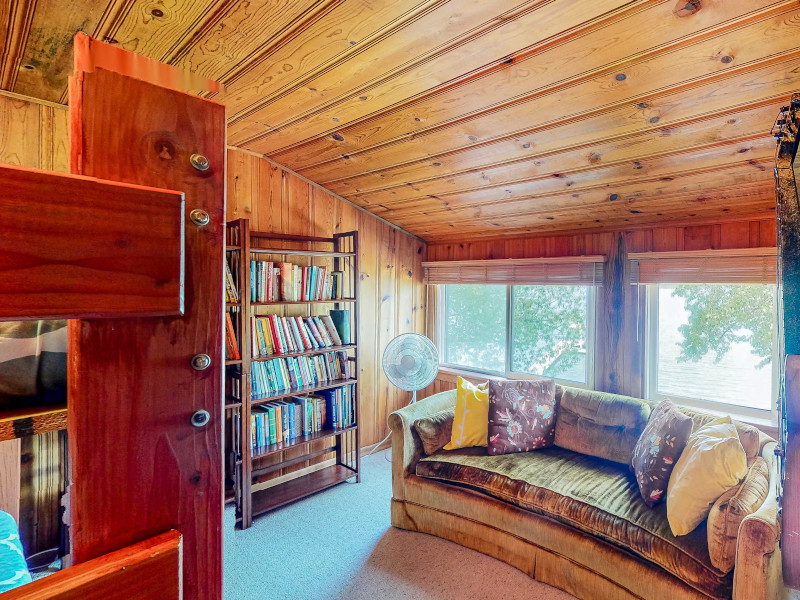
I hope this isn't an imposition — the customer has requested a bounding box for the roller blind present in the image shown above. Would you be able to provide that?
[422,256,605,286]
[629,248,777,285]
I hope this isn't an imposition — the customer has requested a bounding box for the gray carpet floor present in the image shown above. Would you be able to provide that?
[224,451,575,600]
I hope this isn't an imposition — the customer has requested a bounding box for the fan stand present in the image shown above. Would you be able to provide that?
[367,389,419,456]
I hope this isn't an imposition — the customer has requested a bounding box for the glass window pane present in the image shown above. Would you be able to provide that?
[655,284,776,411]
[510,285,590,384]
[444,285,506,373]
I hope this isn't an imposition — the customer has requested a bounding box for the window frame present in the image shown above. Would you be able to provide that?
[437,283,596,389]
[644,284,779,421]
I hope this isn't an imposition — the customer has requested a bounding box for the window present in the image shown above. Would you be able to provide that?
[441,284,595,385]
[646,283,778,417]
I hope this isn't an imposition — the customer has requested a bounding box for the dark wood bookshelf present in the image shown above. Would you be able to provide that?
[253,343,357,360]
[225,220,360,529]
[251,378,357,405]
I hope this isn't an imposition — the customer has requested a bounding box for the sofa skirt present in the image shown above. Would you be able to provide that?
[392,475,712,600]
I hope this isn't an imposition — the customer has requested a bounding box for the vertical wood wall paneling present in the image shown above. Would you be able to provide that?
[0,91,67,559]
[424,219,776,398]
[226,148,427,458]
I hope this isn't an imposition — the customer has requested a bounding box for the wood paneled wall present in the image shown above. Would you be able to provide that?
[227,149,427,449]
[0,91,68,560]
[423,219,777,399]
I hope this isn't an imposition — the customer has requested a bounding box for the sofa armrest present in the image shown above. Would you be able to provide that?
[388,390,456,501]
[733,441,787,600]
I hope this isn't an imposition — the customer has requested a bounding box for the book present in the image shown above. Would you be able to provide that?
[319,315,343,346]
[329,309,351,345]
[224,313,240,360]
[224,255,240,303]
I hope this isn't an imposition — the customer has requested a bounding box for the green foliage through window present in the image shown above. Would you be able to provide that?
[671,284,776,369]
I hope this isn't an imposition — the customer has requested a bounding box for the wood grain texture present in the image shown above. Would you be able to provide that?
[226,148,426,451]
[2,530,182,600]
[0,403,67,441]
[68,51,224,600]
[0,164,185,320]
[0,438,21,520]
[0,1,793,238]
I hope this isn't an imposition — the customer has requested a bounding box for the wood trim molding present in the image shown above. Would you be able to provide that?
[629,247,778,259]
[422,255,605,267]
[0,0,38,90]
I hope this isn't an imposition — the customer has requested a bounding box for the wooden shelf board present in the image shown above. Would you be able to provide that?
[225,359,242,366]
[251,298,355,306]
[226,246,241,251]
[253,344,357,360]
[226,302,241,307]
[247,464,355,519]
[250,248,356,257]
[251,378,357,404]
[0,402,67,441]
[251,424,357,459]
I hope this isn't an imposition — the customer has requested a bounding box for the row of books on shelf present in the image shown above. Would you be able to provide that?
[251,352,351,398]
[251,261,346,302]
[250,386,356,452]
[224,252,241,303]
[224,313,241,360]
[252,311,350,357]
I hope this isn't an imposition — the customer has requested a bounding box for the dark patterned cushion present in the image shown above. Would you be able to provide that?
[488,379,557,455]
[0,320,67,406]
[631,400,693,508]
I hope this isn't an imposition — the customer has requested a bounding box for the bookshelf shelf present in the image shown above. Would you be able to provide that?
[251,298,355,306]
[245,464,355,520]
[225,219,360,530]
[252,378,357,405]
[253,343,357,361]
[251,248,356,258]
[251,424,358,460]
[225,359,242,366]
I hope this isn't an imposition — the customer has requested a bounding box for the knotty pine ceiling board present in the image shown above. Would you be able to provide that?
[0,0,794,241]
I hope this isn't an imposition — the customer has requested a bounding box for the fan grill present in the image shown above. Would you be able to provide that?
[382,333,439,392]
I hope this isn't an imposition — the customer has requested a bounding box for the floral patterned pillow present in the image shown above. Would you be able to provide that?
[631,400,693,508]
[488,379,558,455]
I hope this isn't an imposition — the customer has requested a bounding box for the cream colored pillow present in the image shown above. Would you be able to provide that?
[666,417,748,536]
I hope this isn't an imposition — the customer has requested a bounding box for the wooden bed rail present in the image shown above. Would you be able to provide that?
[2,531,182,599]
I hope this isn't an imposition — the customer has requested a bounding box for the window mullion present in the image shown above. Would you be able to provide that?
[505,284,512,378]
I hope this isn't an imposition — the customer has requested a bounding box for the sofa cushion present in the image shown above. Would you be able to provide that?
[554,387,651,464]
[667,417,748,537]
[444,378,489,450]
[707,456,770,574]
[414,409,455,455]
[417,446,731,599]
[631,400,693,507]
[488,379,557,455]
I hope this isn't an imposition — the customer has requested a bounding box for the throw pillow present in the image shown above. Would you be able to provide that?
[707,456,770,573]
[487,378,557,455]
[631,400,693,507]
[414,409,455,455]
[443,377,490,450]
[666,417,748,536]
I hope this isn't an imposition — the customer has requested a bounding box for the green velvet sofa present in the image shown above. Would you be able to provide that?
[389,386,785,600]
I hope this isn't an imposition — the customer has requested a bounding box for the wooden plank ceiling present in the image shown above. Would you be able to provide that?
[1,0,795,241]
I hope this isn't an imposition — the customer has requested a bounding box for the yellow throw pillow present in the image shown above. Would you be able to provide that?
[666,417,748,536]
[443,377,489,450]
